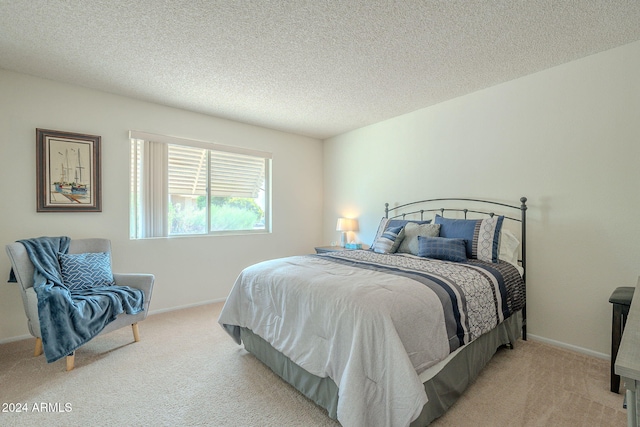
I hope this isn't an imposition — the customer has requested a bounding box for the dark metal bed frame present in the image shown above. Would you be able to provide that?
[384,196,528,339]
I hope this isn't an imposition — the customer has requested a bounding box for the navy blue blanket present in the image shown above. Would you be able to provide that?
[18,237,144,363]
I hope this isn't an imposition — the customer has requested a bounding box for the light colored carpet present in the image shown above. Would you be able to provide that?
[0,302,626,427]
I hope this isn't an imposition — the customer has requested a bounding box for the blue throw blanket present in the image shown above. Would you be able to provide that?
[18,237,145,363]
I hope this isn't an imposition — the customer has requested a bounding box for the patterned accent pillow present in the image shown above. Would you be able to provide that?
[417,236,467,262]
[370,217,431,248]
[434,215,504,263]
[371,217,391,248]
[372,226,405,254]
[396,223,441,255]
[58,252,115,290]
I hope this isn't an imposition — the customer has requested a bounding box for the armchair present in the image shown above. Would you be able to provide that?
[6,238,154,371]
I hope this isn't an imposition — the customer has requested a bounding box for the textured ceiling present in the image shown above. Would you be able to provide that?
[1,1,640,139]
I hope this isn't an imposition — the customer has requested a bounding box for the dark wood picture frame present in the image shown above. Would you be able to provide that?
[36,128,102,212]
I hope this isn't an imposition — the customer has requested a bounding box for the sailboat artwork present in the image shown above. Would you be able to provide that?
[37,128,102,212]
[53,147,89,201]
[48,141,92,204]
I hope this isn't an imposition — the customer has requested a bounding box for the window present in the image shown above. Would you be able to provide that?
[130,131,271,239]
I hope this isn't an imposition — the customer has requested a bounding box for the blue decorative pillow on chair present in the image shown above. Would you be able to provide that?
[418,236,468,262]
[58,252,115,290]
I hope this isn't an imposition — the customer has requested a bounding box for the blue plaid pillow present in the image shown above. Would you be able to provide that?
[58,252,115,290]
[417,236,467,262]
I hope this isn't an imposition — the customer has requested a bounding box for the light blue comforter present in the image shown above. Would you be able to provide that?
[19,236,144,363]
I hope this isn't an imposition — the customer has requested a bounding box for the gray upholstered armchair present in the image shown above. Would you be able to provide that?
[6,238,154,371]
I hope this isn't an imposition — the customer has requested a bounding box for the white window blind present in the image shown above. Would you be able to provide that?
[168,145,207,196]
[210,151,266,198]
[130,131,271,239]
[166,145,266,198]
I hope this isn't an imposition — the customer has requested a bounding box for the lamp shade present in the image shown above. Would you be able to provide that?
[336,217,359,232]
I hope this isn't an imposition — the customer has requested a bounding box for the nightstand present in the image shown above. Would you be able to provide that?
[314,245,368,254]
[315,246,347,254]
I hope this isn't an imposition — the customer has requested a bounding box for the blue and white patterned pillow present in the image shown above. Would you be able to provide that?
[417,236,467,262]
[58,252,115,290]
[434,215,504,263]
[372,225,405,254]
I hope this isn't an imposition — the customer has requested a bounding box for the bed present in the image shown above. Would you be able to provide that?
[218,197,527,427]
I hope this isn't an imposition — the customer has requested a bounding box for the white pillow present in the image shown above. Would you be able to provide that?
[498,229,520,266]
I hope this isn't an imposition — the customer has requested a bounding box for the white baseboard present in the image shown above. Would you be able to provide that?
[147,298,226,316]
[527,333,610,361]
[0,298,227,345]
[0,334,32,345]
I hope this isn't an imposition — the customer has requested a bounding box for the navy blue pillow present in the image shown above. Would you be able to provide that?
[417,236,467,262]
[434,215,504,263]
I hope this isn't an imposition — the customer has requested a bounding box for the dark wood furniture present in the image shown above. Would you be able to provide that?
[611,286,635,393]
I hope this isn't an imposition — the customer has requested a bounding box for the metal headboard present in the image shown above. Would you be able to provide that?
[385,197,528,339]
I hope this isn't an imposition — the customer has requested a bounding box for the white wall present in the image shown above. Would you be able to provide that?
[0,69,323,342]
[323,40,640,357]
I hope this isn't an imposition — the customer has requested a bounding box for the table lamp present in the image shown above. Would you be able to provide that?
[336,217,359,247]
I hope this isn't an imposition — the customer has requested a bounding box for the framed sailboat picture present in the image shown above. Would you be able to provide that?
[36,129,102,212]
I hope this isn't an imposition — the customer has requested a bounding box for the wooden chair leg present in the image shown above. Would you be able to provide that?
[132,323,140,342]
[34,337,43,357]
[66,352,75,371]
